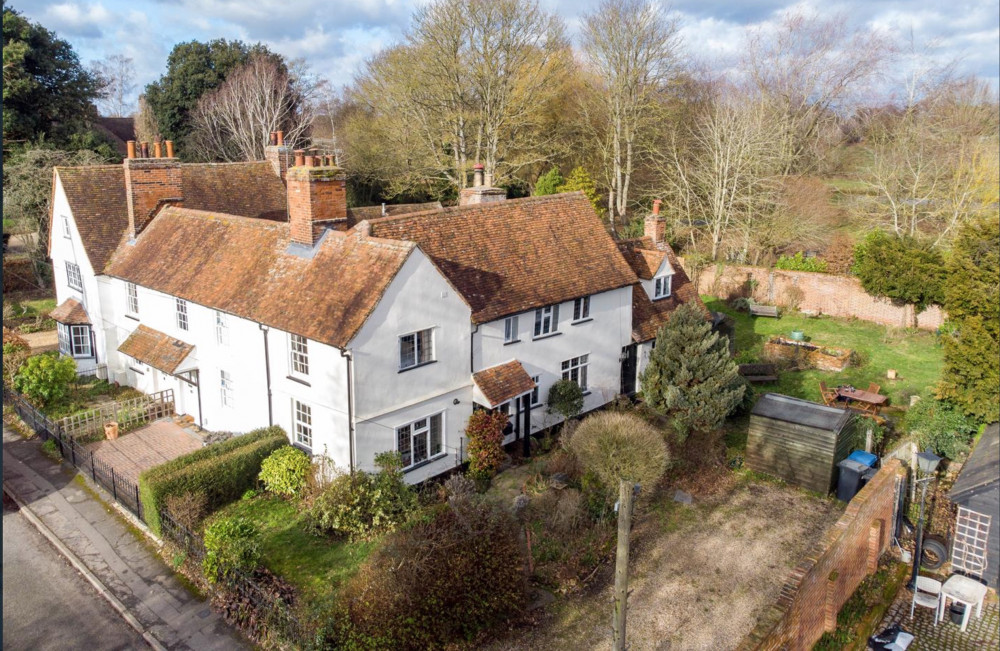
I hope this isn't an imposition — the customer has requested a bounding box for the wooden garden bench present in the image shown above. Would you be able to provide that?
[738,363,778,383]
[750,304,780,318]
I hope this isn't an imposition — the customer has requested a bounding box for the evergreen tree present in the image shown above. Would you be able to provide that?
[937,217,1000,423]
[533,167,564,195]
[640,303,744,441]
[852,231,945,325]
[557,166,603,215]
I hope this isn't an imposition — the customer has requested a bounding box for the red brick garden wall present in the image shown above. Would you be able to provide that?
[738,459,905,651]
[689,263,945,330]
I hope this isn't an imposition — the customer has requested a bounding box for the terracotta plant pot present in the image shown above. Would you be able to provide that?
[104,421,119,440]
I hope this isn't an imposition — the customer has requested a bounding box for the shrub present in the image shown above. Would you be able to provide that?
[904,395,977,459]
[567,412,668,502]
[465,409,507,482]
[305,453,415,540]
[775,252,828,273]
[164,491,209,531]
[203,516,262,584]
[40,438,61,462]
[3,342,30,385]
[853,231,944,326]
[258,446,311,498]
[139,427,287,535]
[533,167,564,196]
[12,353,76,407]
[329,498,525,649]
[729,377,757,417]
[548,379,584,421]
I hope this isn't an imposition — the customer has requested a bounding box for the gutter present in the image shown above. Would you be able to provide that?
[470,323,479,374]
[259,324,273,426]
[340,349,355,473]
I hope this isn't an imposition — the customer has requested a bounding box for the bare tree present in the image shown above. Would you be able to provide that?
[581,0,682,227]
[91,54,136,117]
[134,94,161,143]
[189,54,316,162]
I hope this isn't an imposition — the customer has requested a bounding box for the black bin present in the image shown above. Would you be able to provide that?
[837,459,869,502]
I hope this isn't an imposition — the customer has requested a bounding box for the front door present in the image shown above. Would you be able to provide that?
[620,344,638,396]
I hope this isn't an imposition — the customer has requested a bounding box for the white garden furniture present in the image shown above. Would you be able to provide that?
[938,574,989,632]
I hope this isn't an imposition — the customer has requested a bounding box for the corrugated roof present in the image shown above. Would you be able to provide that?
[473,360,536,408]
[118,325,194,374]
[369,192,638,324]
[751,393,853,432]
[950,422,1000,503]
[49,298,91,325]
[105,207,414,349]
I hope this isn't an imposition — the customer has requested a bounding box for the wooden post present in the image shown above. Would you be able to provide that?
[612,479,634,651]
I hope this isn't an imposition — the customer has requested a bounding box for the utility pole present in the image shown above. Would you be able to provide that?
[613,479,636,651]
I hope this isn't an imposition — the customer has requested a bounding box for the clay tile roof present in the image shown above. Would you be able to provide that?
[54,166,130,273]
[105,207,414,349]
[621,239,709,343]
[473,360,536,407]
[118,325,194,374]
[49,298,91,325]
[369,193,638,324]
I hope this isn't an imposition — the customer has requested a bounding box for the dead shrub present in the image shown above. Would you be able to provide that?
[782,285,806,311]
[567,412,668,496]
[164,492,209,531]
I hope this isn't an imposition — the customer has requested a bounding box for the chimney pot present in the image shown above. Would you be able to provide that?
[276,131,284,146]
[473,164,484,188]
[269,132,276,146]
[140,142,149,158]
[652,199,662,216]
[127,140,136,159]
[154,141,162,158]
[294,149,305,167]
[165,140,174,158]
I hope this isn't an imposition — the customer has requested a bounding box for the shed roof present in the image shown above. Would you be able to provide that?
[751,393,853,432]
[473,360,536,408]
[49,298,91,325]
[950,422,1000,503]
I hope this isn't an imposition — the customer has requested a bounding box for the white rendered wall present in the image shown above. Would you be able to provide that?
[474,286,634,434]
[349,249,473,482]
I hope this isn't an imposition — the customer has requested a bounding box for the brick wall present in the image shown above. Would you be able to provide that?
[738,459,905,651]
[689,262,945,330]
[286,166,347,246]
[124,158,182,238]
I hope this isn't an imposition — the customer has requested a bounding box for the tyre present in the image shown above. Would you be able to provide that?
[921,535,948,570]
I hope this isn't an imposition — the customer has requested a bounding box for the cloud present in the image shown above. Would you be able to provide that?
[42,2,113,38]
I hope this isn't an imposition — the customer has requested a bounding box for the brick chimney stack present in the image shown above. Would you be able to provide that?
[644,199,665,244]
[286,154,347,248]
[124,139,182,240]
[264,130,291,180]
[459,163,506,206]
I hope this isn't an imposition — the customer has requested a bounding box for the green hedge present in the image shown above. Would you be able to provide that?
[140,426,288,535]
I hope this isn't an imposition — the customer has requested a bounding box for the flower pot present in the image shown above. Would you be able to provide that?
[950,603,966,625]
[104,421,119,440]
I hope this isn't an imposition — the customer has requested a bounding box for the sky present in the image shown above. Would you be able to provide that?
[14,0,1000,109]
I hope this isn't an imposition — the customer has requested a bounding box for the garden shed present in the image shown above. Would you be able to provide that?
[948,422,999,590]
[745,393,855,493]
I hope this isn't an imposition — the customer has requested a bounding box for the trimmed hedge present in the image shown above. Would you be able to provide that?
[140,426,288,535]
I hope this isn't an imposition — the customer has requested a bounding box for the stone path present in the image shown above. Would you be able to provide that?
[86,419,203,484]
[21,328,58,353]
[876,583,999,650]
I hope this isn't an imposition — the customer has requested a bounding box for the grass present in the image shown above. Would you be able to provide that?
[212,494,376,606]
[8,297,56,317]
[706,296,943,408]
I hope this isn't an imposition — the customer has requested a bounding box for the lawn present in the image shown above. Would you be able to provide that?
[211,494,376,606]
[7,296,56,317]
[704,296,944,409]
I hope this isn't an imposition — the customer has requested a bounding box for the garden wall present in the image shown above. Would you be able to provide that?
[688,262,945,330]
[738,458,904,651]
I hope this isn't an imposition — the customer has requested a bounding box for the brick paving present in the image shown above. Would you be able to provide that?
[86,419,202,484]
[875,583,999,650]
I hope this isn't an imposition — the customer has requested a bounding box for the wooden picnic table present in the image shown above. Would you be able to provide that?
[835,386,887,414]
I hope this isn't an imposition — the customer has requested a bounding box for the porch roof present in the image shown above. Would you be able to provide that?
[49,298,91,325]
[473,360,536,408]
[118,325,195,375]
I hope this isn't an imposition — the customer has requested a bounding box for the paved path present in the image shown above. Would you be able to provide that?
[876,583,999,650]
[3,494,147,650]
[2,426,246,651]
[87,419,203,484]
[21,328,58,353]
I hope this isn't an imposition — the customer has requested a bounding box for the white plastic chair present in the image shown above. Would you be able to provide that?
[910,576,942,623]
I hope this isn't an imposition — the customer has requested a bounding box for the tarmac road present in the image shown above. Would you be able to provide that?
[2,493,147,650]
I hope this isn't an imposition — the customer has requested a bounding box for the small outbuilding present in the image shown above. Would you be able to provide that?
[746,393,855,493]
[949,422,999,590]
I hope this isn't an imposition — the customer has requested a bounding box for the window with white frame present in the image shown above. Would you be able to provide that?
[215,311,229,345]
[220,370,234,408]
[66,262,83,291]
[533,304,559,337]
[126,282,139,316]
[57,323,93,358]
[175,298,189,331]
[396,413,443,469]
[62,215,71,238]
[289,334,309,377]
[654,275,672,299]
[530,375,541,406]
[573,296,591,322]
[399,328,434,370]
[504,316,519,343]
[292,399,313,449]
[561,354,589,392]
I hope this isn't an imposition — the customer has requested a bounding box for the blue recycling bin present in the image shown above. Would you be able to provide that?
[848,450,878,468]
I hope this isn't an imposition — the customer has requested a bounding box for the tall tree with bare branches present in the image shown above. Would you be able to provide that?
[91,54,136,117]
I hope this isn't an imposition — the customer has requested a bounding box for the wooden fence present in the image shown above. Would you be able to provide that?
[57,389,174,441]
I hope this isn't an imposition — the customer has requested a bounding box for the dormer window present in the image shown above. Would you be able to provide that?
[654,275,672,299]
